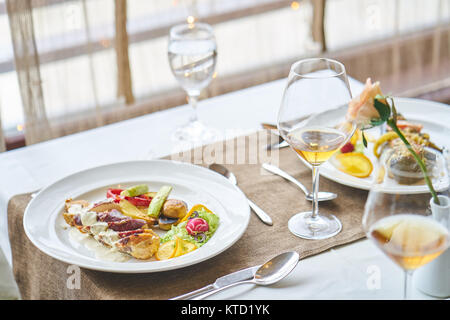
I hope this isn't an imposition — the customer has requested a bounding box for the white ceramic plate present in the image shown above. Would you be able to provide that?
[320,97,450,193]
[23,160,250,273]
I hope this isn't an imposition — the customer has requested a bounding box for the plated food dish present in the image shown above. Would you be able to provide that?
[319,97,450,192]
[23,160,250,273]
[331,122,443,183]
[62,184,220,261]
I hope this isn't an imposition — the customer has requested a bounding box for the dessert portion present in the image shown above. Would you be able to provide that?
[332,78,444,185]
[376,122,442,185]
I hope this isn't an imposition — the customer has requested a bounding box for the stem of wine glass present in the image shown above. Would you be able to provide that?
[403,270,413,299]
[188,93,199,123]
[311,165,320,220]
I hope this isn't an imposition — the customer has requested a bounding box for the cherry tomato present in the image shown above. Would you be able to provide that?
[106,188,152,206]
[106,188,123,203]
[125,195,152,207]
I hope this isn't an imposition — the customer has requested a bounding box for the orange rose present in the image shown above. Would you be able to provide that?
[347,78,386,127]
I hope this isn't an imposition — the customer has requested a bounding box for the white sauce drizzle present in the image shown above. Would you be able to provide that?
[69,228,130,262]
[67,204,130,262]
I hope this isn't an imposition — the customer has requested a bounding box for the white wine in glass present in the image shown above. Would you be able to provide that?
[168,22,218,143]
[278,58,355,240]
[369,214,449,270]
[363,166,450,298]
[287,127,348,166]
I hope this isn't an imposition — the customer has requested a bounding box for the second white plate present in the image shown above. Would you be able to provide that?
[320,97,450,192]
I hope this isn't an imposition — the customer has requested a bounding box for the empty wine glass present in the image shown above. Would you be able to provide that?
[277,58,355,239]
[168,22,218,143]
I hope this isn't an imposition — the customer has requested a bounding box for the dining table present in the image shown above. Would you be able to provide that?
[0,76,441,300]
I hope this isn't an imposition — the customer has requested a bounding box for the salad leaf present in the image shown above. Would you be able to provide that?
[160,221,195,244]
[160,208,219,247]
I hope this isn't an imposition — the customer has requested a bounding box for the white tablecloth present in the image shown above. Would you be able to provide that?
[0,77,437,299]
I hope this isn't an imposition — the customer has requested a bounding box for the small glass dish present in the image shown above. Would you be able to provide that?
[379,145,448,190]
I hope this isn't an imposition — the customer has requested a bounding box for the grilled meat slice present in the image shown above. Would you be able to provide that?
[63,199,160,260]
[116,229,160,259]
[97,209,131,222]
[107,218,147,231]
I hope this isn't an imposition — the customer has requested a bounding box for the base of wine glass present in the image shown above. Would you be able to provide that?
[288,211,342,240]
[172,120,219,144]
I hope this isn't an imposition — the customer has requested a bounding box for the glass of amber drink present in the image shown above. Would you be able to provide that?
[363,165,449,299]
[277,58,355,239]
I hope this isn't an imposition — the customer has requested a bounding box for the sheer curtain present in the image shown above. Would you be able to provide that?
[4,0,135,146]
[6,0,53,145]
[0,0,319,149]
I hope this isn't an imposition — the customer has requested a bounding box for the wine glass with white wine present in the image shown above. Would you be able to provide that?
[168,21,218,143]
[363,160,449,299]
[277,58,356,240]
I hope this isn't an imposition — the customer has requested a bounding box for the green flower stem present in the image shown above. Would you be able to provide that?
[387,119,440,205]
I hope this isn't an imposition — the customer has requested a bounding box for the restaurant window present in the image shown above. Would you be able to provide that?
[0,0,448,150]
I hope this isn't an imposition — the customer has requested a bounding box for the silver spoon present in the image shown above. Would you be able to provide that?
[192,251,299,300]
[209,163,273,226]
[262,163,337,202]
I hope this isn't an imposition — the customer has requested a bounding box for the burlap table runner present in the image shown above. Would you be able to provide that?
[8,131,368,299]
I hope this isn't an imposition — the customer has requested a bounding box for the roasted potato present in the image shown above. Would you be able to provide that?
[161,199,188,219]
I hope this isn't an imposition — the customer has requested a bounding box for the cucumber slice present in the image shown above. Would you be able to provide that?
[147,186,172,218]
[120,184,149,197]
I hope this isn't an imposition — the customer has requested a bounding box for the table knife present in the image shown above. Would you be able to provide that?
[266,140,289,150]
[170,265,260,300]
